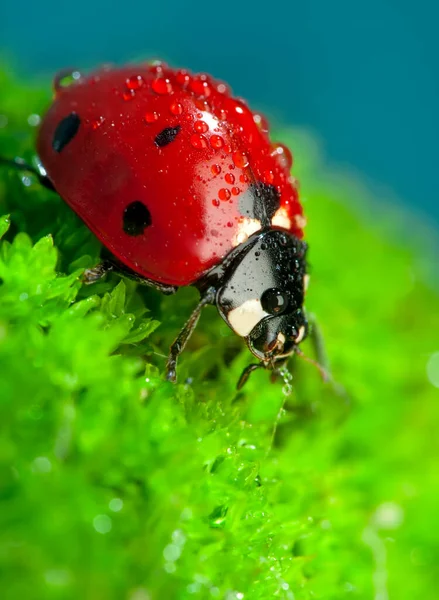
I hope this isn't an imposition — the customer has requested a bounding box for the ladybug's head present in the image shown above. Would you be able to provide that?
[216,229,309,370]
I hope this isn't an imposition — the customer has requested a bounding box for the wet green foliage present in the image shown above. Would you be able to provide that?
[0,67,438,599]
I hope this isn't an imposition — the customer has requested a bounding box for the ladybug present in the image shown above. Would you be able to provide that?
[1,62,311,388]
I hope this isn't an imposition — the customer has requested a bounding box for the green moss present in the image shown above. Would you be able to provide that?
[0,67,438,600]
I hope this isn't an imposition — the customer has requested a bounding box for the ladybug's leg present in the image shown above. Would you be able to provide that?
[0,157,55,191]
[305,313,330,379]
[166,286,216,382]
[83,261,115,284]
[237,362,264,390]
[83,257,178,294]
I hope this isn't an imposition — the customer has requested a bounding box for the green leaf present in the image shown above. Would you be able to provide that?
[0,214,10,238]
[122,318,161,344]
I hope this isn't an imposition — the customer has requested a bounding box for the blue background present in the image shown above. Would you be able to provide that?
[2,0,438,225]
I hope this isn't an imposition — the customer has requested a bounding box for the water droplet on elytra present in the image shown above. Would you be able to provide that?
[149,60,167,74]
[212,198,220,207]
[218,109,227,121]
[225,172,235,185]
[210,135,224,149]
[253,113,269,133]
[232,151,249,168]
[231,186,241,196]
[224,143,233,154]
[190,76,212,97]
[152,77,173,95]
[265,170,275,184]
[219,188,231,201]
[239,173,249,184]
[211,164,221,176]
[144,111,159,124]
[217,82,230,94]
[122,89,135,101]
[92,116,105,130]
[176,69,191,86]
[194,120,208,133]
[126,75,144,90]
[190,133,208,149]
[169,102,183,115]
[271,143,293,170]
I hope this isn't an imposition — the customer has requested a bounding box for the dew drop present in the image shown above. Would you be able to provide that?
[212,198,220,207]
[152,77,173,95]
[122,89,135,101]
[218,188,231,201]
[225,172,235,185]
[93,514,112,534]
[92,116,105,130]
[194,98,209,111]
[53,69,81,92]
[231,186,241,196]
[176,69,191,86]
[126,75,144,90]
[218,109,227,121]
[253,113,269,133]
[170,102,183,115]
[190,133,208,149]
[232,151,249,168]
[190,76,212,97]
[149,60,167,75]
[27,114,41,127]
[210,134,224,149]
[217,82,230,94]
[264,170,275,184]
[271,143,293,170]
[144,111,159,124]
[194,120,208,133]
[278,366,293,396]
[211,164,221,176]
[239,173,249,184]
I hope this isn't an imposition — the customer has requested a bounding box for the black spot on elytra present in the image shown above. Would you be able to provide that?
[238,182,280,227]
[52,113,81,152]
[155,125,181,147]
[123,201,152,236]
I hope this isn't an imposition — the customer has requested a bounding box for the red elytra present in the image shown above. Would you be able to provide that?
[37,62,304,287]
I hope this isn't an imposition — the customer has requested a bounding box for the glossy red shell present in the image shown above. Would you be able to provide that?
[37,63,305,286]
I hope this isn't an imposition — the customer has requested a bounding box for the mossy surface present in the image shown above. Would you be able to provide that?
[0,68,438,600]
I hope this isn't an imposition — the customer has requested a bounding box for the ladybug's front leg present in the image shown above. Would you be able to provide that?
[166,287,216,383]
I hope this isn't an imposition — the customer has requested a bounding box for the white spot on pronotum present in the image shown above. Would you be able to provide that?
[228,299,269,337]
[304,274,310,292]
[271,207,291,229]
[233,217,261,246]
[294,214,307,229]
[295,325,306,343]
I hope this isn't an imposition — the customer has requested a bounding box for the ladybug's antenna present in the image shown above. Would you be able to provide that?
[294,346,330,382]
[0,156,55,191]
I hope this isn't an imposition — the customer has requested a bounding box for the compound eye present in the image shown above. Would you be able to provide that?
[261,288,289,315]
